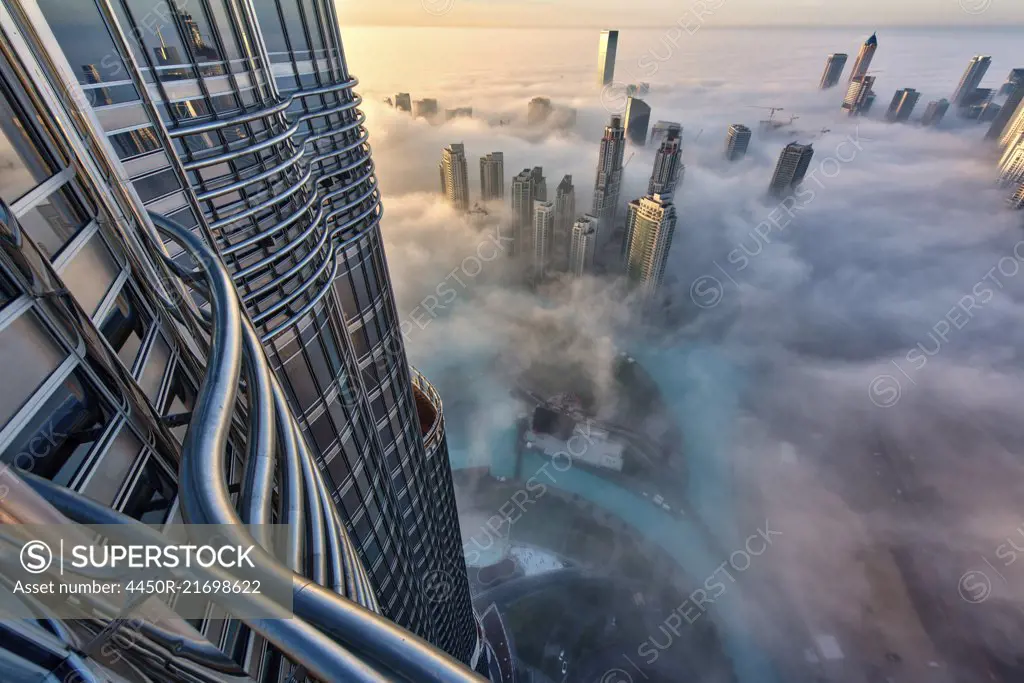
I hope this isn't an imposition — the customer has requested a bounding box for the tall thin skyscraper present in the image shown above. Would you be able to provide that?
[413,98,439,118]
[395,92,412,112]
[725,124,752,161]
[848,32,878,83]
[533,200,555,275]
[987,85,1024,140]
[886,88,920,122]
[842,76,876,116]
[598,30,619,86]
[555,175,576,270]
[648,129,684,197]
[952,55,992,107]
[570,215,600,276]
[440,143,470,211]
[769,143,815,197]
[998,135,1024,186]
[623,194,678,299]
[1000,99,1024,148]
[921,99,951,127]
[650,120,683,147]
[480,152,505,201]
[1000,69,1024,96]
[820,53,848,89]
[7,0,489,672]
[531,166,548,202]
[592,115,627,233]
[511,168,536,257]
[1008,183,1024,209]
[624,96,652,146]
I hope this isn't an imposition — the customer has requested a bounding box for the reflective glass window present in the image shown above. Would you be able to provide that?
[83,425,142,505]
[0,311,66,427]
[37,0,131,83]
[133,168,180,202]
[109,127,162,160]
[17,184,89,260]
[60,230,122,316]
[121,455,177,522]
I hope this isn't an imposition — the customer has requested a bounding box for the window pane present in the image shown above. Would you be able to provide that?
[37,0,130,84]
[17,184,88,260]
[83,425,142,505]
[120,455,177,523]
[100,286,149,370]
[133,168,180,202]
[108,127,161,160]
[60,230,121,316]
[0,89,54,203]
[0,311,66,427]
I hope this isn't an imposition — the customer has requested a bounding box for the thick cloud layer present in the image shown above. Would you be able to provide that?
[346,25,1024,680]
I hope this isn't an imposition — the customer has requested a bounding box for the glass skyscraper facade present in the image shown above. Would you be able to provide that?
[0,0,480,672]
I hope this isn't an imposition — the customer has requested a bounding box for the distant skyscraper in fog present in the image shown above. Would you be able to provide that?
[439,143,470,211]
[886,88,920,122]
[480,152,504,201]
[987,85,1024,140]
[569,215,599,276]
[413,98,438,119]
[624,96,651,146]
[533,200,555,275]
[998,135,1024,186]
[769,143,814,197]
[598,30,619,86]
[531,166,548,201]
[819,53,848,89]
[592,115,627,233]
[725,124,751,161]
[511,168,536,257]
[921,99,950,127]
[650,120,682,147]
[648,129,684,197]
[394,92,411,112]
[842,76,876,116]
[528,97,554,126]
[952,55,992,107]
[1000,100,1024,148]
[848,32,877,83]
[623,194,677,299]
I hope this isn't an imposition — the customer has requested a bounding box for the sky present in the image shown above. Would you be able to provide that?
[344,23,1024,681]
[337,0,1024,28]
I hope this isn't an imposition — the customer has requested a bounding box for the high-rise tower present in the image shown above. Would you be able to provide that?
[480,152,505,201]
[29,0,481,663]
[842,75,877,116]
[533,200,555,276]
[624,96,652,146]
[820,53,848,89]
[848,32,878,83]
[598,30,619,86]
[511,168,536,257]
[648,129,684,197]
[592,115,627,234]
[440,143,471,211]
[952,55,992,107]
[554,175,576,270]
[987,85,1024,140]
[650,120,682,147]
[886,88,921,122]
[921,99,951,127]
[570,215,600,276]
[768,143,815,198]
[623,194,677,299]
[725,124,752,161]
[531,166,548,202]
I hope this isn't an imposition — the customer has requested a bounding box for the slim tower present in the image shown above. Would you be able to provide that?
[623,194,678,299]
[569,215,600,276]
[842,76,877,116]
[820,53,848,89]
[592,115,627,233]
[886,88,920,122]
[648,129,684,197]
[624,96,652,146]
[598,30,619,86]
[768,143,815,197]
[848,32,878,83]
[952,55,992,107]
[440,143,470,211]
[533,200,556,276]
[921,99,951,127]
[555,175,576,270]
[725,124,752,161]
[480,152,505,201]
[511,168,536,257]
[531,166,548,202]
[987,85,1024,140]
[650,120,683,147]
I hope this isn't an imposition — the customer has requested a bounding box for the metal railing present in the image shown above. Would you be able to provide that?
[1,211,485,683]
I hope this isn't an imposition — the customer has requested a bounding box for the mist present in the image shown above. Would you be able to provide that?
[347,24,1024,682]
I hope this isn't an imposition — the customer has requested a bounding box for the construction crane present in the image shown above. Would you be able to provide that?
[749,105,785,123]
[818,127,831,138]
[623,151,636,169]
[693,128,704,143]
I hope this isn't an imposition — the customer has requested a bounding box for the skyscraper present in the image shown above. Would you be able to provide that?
[531,166,548,201]
[528,97,554,126]
[842,75,877,116]
[624,96,652,146]
[570,215,600,276]
[413,97,439,119]
[848,32,878,83]
[1008,183,1024,209]
[820,53,848,89]
[1000,68,1024,96]
[592,115,627,233]
[769,143,815,197]
[650,120,683,147]
[440,143,470,211]
[598,30,619,86]
[886,88,921,122]
[998,135,1024,186]
[623,194,678,299]
[921,99,951,127]
[648,129,684,197]
[555,175,576,270]
[480,152,505,201]
[395,92,412,112]
[512,168,537,257]
[533,200,556,275]
[0,0,490,677]
[987,84,1024,140]
[1000,99,1024,148]
[445,107,473,120]
[725,124,752,161]
[952,55,992,107]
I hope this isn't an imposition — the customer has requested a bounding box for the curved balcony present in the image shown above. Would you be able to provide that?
[411,367,445,452]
